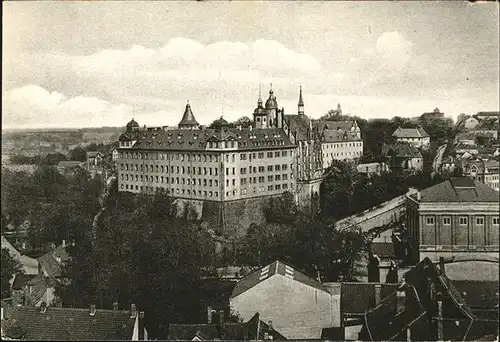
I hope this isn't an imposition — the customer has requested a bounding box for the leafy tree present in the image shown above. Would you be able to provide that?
[69,146,87,161]
[320,160,359,219]
[42,152,67,165]
[264,191,297,224]
[1,248,21,298]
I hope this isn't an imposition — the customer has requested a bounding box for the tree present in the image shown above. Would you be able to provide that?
[233,116,253,128]
[320,160,359,219]
[69,146,87,161]
[264,191,297,224]
[1,248,21,298]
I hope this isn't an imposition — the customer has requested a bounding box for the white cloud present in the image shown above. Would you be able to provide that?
[2,84,132,129]
[375,32,413,72]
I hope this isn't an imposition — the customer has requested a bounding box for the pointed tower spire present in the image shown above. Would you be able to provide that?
[178,100,199,130]
[298,86,305,115]
[257,84,263,107]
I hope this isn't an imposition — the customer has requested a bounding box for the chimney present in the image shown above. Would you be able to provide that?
[130,303,137,318]
[439,257,445,275]
[22,242,26,250]
[139,311,145,340]
[249,125,253,131]
[397,290,406,313]
[416,191,421,201]
[268,320,273,331]
[40,302,47,313]
[90,304,97,316]
[62,240,66,248]
[437,300,444,340]
[113,301,119,311]
[374,284,382,305]
[207,306,213,324]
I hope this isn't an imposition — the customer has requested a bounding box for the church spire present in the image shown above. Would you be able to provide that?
[257,84,263,107]
[298,86,305,115]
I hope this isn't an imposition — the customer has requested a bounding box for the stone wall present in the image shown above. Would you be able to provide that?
[175,195,279,238]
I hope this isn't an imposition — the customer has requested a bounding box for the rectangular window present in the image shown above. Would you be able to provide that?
[459,217,468,225]
[268,185,273,191]
[476,217,484,226]
[493,217,499,226]
[283,183,288,189]
[226,168,229,176]
[232,179,235,186]
[240,153,247,160]
[258,166,264,172]
[282,151,288,157]
[275,184,281,190]
[232,167,235,175]
[268,175,273,182]
[240,168,247,174]
[426,217,434,225]
[275,175,281,181]
[268,165,273,172]
[443,217,451,225]
[275,165,281,171]
[267,152,273,158]
[275,152,280,157]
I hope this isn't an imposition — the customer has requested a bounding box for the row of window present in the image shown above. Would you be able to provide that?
[324,151,362,158]
[236,174,290,186]
[120,150,292,162]
[232,164,290,175]
[426,216,499,226]
[121,174,220,187]
[120,183,293,196]
[121,164,220,176]
[324,142,362,149]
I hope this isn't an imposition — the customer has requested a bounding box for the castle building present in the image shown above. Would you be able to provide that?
[116,86,330,234]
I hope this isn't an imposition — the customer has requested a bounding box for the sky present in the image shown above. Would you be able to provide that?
[2,1,499,129]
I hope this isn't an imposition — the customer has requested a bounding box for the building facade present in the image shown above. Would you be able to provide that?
[117,105,296,202]
[406,178,499,264]
[392,127,430,148]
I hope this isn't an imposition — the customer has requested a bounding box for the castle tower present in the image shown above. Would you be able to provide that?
[178,101,200,130]
[265,84,278,128]
[298,86,305,116]
[253,85,268,129]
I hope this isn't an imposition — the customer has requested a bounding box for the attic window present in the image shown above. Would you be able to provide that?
[259,265,271,280]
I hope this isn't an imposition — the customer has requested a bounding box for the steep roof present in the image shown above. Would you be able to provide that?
[382,143,422,158]
[120,127,294,152]
[313,120,357,132]
[86,151,103,158]
[284,114,310,141]
[166,313,286,340]
[1,307,136,340]
[1,236,38,274]
[410,178,500,203]
[230,260,329,299]
[178,103,199,127]
[321,130,361,143]
[392,127,429,138]
[38,245,70,279]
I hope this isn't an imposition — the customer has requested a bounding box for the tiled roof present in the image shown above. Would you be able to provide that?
[38,245,70,279]
[86,151,103,158]
[321,130,361,143]
[167,313,286,340]
[284,114,313,141]
[11,273,36,291]
[230,260,329,299]
[313,120,357,132]
[118,127,294,152]
[360,285,430,341]
[57,161,84,168]
[382,143,422,158]
[411,178,500,203]
[2,307,136,340]
[392,127,429,138]
[178,103,199,127]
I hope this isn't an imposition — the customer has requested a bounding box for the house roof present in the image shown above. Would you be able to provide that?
[284,114,313,141]
[11,273,36,291]
[1,236,38,274]
[410,178,500,203]
[477,111,500,118]
[321,130,361,143]
[382,143,422,158]
[392,127,429,138]
[118,127,294,152]
[166,313,286,340]
[1,307,136,340]
[37,245,70,279]
[57,161,84,168]
[313,120,357,132]
[86,151,103,158]
[230,260,329,299]
[360,285,431,341]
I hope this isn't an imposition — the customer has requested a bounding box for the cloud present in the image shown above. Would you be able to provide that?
[375,32,413,72]
[2,84,132,129]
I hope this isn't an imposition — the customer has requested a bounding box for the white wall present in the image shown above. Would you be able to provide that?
[230,274,340,339]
